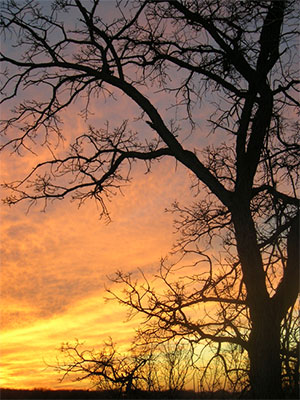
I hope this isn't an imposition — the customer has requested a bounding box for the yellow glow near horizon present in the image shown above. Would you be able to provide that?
[0,2,216,391]
[0,291,142,389]
[0,149,195,389]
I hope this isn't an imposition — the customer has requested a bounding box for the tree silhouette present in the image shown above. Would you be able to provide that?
[157,340,194,393]
[55,337,194,394]
[56,339,149,394]
[280,303,299,395]
[0,1,299,398]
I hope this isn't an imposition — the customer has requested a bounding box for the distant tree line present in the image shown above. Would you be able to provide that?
[55,308,299,397]
[55,338,195,394]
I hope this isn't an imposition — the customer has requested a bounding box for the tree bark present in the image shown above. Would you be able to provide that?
[232,206,284,398]
[248,305,282,399]
[233,211,299,398]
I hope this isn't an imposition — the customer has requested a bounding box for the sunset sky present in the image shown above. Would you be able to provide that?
[0,0,241,390]
[0,139,197,389]
[0,2,205,388]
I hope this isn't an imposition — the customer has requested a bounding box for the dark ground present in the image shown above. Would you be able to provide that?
[0,389,239,400]
[1,388,298,400]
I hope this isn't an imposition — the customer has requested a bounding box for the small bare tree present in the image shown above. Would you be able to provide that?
[55,336,196,394]
[280,304,300,395]
[56,338,149,394]
[159,340,194,392]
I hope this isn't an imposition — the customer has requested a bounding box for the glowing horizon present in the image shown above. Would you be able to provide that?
[0,142,196,389]
[0,0,227,391]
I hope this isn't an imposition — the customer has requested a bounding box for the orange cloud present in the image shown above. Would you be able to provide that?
[0,292,142,389]
[0,5,212,389]
[1,138,195,389]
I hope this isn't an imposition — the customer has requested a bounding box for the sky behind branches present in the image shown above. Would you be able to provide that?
[0,145,196,388]
[0,78,202,390]
[0,0,223,390]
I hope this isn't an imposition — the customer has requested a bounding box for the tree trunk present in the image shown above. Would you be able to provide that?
[248,306,282,399]
[232,207,283,399]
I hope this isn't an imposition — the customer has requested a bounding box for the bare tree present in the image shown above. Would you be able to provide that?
[280,303,299,395]
[0,1,299,398]
[55,338,149,394]
[108,259,250,391]
[159,340,194,393]
[55,337,195,394]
